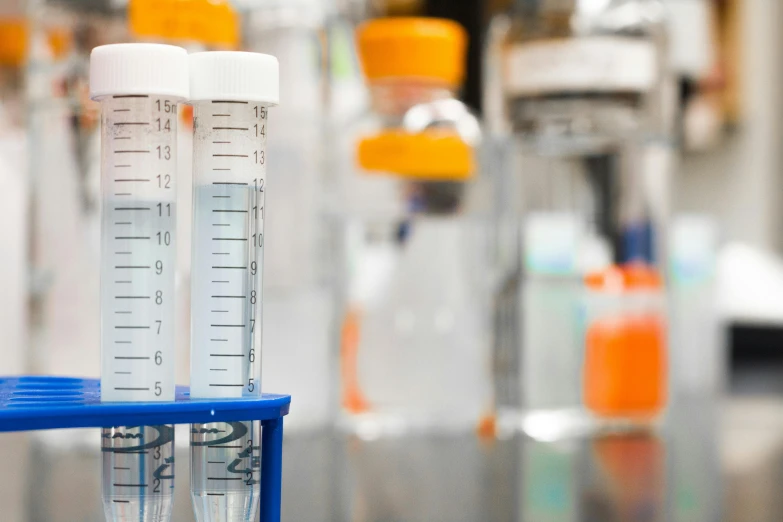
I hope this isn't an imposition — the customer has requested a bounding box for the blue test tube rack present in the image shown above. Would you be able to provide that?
[0,376,290,522]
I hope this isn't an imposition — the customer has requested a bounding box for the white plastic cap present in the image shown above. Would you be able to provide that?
[189,52,279,105]
[90,43,189,100]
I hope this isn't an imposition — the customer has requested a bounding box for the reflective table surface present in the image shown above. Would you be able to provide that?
[1,395,781,522]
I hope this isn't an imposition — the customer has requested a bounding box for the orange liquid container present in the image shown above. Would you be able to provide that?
[583,265,667,418]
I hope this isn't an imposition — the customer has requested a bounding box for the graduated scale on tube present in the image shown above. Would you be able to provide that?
[188,51,279,522]
[90,43,189,522]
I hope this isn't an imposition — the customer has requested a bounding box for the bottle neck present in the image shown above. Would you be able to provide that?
[512,0,576,15]
[368,80,456,123]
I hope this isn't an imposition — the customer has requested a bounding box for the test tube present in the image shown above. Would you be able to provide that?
[187,52,279,522]
[100,425,176,522]
[190,421,261,522]
[91,43,188,403]
[90,43,188,522]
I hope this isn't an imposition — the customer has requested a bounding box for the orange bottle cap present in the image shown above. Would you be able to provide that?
[357,130,475,180]
[356,17,467,85]
[0,19,28,67]
[46,27,72,60]
[129,0,239,49]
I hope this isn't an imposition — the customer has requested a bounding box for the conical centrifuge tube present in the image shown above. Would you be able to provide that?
[187,51,279,522]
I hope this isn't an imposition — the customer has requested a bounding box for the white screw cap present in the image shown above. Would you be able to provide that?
[90,43,189,100]
[189,51,279,105]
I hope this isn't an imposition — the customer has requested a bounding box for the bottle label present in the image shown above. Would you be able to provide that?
[505,37,657,95]
[669,215,718,285]
[524,212,582,275]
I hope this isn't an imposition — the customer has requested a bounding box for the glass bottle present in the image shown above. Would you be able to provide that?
[237,0,333,433]
[668,215,723,399]
[485,0,674,438]
[332,17,494,435]
[24,0,241,382]
[0,13,29,376]
[24,0,130,380]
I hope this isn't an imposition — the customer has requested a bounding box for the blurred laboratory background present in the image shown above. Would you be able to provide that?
[3,0,783,520]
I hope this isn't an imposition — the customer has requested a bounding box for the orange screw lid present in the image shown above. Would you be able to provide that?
[0,21,73,67]
[357,130,475,181]
[46,27,72,60]
[0,19,28,67]
[356,17,467,85]
[129,0,239,49]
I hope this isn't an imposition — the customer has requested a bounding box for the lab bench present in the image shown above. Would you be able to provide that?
[4,392,783,522]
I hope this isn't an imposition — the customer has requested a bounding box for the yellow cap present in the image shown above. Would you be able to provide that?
[0,19,28,67]
[46,27,72,60]
[357,130,474,181]
[356,17,467,85]
[0,21,72,67]
[129,0,239,49]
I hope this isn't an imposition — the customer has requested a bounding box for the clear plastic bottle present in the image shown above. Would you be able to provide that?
[668,215,723,399]
[0,15,30,376]
[24,1,129,382]
[332,18,493,435]
[484,0,673,438]
[237,0,334,433]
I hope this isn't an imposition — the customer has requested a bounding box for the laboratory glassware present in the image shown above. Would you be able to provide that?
[101,424,176,522]
[0,14,28,376]
[25,0,131,384]
[190,420,261,522]
[90,43,188,522]
[484,0,673,437]
[188,51,279,522]
[127,0,243,392]
[188,51,278,400]
[91,43,187,403]
[669,215,723,399]
[238,0,333,432]
[332,18,493,435]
